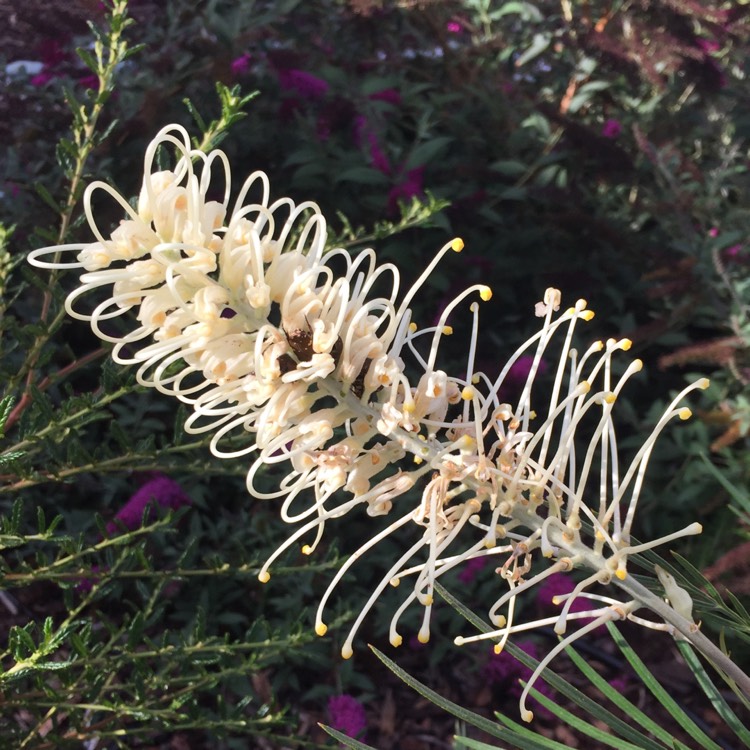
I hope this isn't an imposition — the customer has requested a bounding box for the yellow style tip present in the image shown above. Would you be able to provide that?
[698,377,710,390]
[408,322,417,333]
[442,325,453,335]
[678,407,692,421]
[461,386,475,400]
[580,310,595,321]
[301,544,313,555]
[451,237,464,252]
[615,568,627,580]
[390,634,403,647]
[315,623,328,637]
[418,630,430,644]
[258,571,271,583]
[620,338,633,351]
[493,643,503,655]
[480,286,492,301]
[341,644,354,659]
[522,710,534,723]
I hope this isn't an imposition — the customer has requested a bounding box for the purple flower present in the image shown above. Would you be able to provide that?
[278,69,329,99]
[457,555,491,584]
[107,475,191,534]
[446,21,463,33]
[507,355,547,385]
[601,119,622,139]
[231,53,251,76]
[327,695,367,741]
[77,74,99,91]
[368,88,402,106]
[387,167,424,214]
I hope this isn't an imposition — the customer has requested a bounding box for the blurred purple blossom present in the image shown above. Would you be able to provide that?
[368,88,402,106]
[231,53,252,76]
[106,475,191,534]
[457,555,491,584]
[601,119,622,139]
[278,69,329,99]
[387,167,424,214]
[447,21,463,33]
[327,695,367,741]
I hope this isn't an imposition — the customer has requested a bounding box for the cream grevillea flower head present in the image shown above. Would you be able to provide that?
[30,126,707,710]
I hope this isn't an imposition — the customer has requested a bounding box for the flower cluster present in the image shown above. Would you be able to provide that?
[30,125,707,720]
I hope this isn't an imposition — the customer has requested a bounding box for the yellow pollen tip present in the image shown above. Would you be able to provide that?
[408,322,417,333]
[461,386,474,400]
[301,545,313,555]
[580,380,591,393]
[616,568,627,580]
[581,310,595,321]
[390,577,400,587]
[341,644,353,659]
[620,338,633,351]
[315,623,328,636]
[493,644,503,655]
[413,456,423,464]
[443,325,453,335]
[604,392,617,404]
[471,373,480,384]
[552,595,563,605]
[423,595,433,606]
[565,307,576,315]
[698,377,710,389]
[258,571,270,583]
[480,286,492,301]
[391,634,403,647]
[403,402,416,413]
[678,407,692,420]
[594,340,604,351]
[595,530,605,541]
[451,237,464,252]
[522,710,534,723]
[484,537,496,549]
[418,631,430,644]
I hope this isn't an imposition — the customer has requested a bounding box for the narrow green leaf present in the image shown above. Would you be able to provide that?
[370,645,565,750]
[0,395,14,437]
[36,506,46,534]
[564,639,686,750]
[675,640,750,746]
[608,625,722,750]
[519,686,644,750]
[404,136,454,171]
[34,183,62,214]
[699,453,750,515]
[319,724,378,750]
[454,738,509,750]
[493,709,580,749]
[435,583,669,750]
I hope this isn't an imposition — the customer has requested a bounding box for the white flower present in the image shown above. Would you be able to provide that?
[29,126,709,704]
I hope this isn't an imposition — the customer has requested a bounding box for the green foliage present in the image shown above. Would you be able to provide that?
[1,0,749,745]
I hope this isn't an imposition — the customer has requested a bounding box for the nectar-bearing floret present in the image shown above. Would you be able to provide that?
[29,125,715,715]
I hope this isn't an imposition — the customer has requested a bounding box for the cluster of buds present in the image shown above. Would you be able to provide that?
[30,125,710,719]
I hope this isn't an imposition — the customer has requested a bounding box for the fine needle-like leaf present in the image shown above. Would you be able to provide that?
[435,582,670,750]
[514,685,645,750]
[564,633,692,750]
[675,639,750,747]
[607,623,722,750]
[369,645,563,750]
[318,724,380,750]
